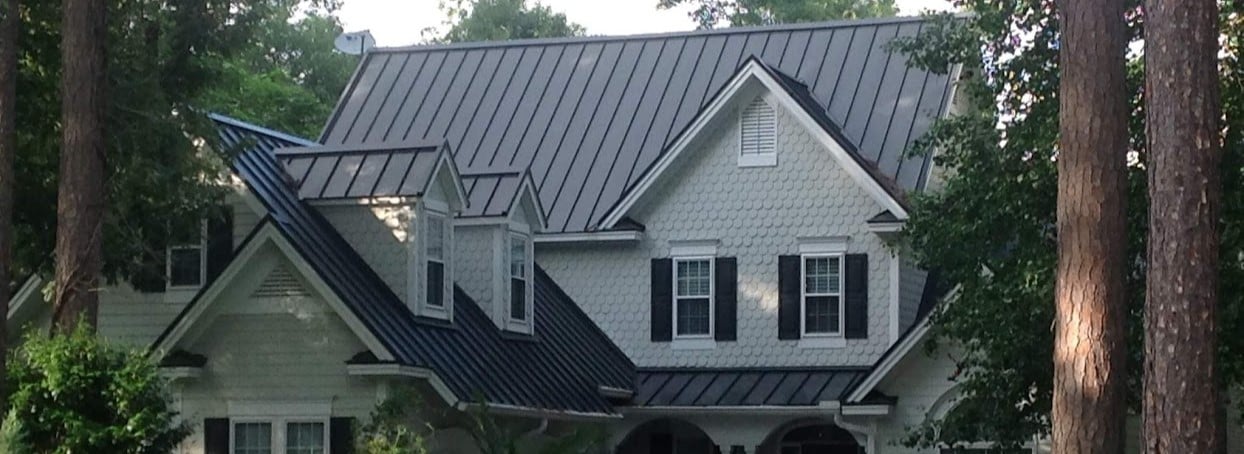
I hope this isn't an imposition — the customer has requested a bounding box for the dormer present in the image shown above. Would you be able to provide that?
[454,170,546,334]
[273,141,467,321]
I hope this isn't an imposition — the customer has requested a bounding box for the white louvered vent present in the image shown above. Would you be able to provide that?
[739,98,778,167]
[251,264,310,298]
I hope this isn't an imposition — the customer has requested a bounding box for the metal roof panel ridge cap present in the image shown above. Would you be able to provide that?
[274,139,449,155]
[372,15,937,54]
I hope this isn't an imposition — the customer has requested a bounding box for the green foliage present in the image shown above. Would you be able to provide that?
[5,325,189,453]
[10,0,354,290]
[432,0,585,44]
[894,4,1244,450]
[657,0,896,29]
[356,386,430,454]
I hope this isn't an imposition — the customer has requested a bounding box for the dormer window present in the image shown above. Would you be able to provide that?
[739,97,778,167]
[507,229,534,332]
[421,208,452,317]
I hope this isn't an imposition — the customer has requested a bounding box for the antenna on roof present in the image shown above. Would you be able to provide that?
[334,30,376,56]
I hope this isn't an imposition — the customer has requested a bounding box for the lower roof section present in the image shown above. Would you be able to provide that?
[632,367,869,408]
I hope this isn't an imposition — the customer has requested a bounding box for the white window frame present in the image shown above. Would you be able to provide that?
[506,227,534,332]
[672,256,714,340]
[800,253,844,337]
[228,417,330,454]
[166,220,208,291]
[419,201,452,320]
[738,96,779,168]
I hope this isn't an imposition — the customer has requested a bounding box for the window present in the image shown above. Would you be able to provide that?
[232,422,273,454]
[167,222,207,289]
[674,258,713,337]
[230,420,327,454]
[739,97,777,167]
[802,254,843,336]
[425,213,446,309]
[509,233,530,322]
[285,422,326,454]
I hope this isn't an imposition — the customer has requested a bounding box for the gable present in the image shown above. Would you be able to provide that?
[320,17,956,234]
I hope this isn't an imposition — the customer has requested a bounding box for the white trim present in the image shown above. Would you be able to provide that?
[889,252,901,346]
[845,311,933,403]
[152,223,396,363]
[619,401,840,415]
[669,240,720,257]
[415,206,453,321]
[227,413,330,454]
[6,275,43,321]
[840,404,892,416]
[533,231,644,243]
[423,198,450,213]
[672,256,714,340]
[428,150,469,212]
[921,63,966,191]
[797,236,849,254]
[599,386,634,399]
[166,221,208,291]
[800,253,845,337]
[308,196,419,207]
[505,230,534,334]
[157,366,203,381]
[599,59,909,229]
[228,401,331,417]
[454,216,510,226]
[512,175,548,231]
[346,363,461,407]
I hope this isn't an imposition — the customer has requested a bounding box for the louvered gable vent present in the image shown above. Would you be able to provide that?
[739,98,777,167]
[251,264,310,298]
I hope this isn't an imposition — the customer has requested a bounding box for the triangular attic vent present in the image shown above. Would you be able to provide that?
[251,264,310,298]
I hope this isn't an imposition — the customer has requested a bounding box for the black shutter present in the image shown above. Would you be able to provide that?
[844,254,869,339]
[203,418,229,454]
[651,258,673,342]
[205,210,234,284]
[714,257,737,341]
[778,255,801,340]
[330,417,354,454]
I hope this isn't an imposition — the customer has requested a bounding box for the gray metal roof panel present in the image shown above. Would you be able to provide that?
[321,17,955,233]
[632,368,870,407]
[202,114,634,414]
[276,144,443,201]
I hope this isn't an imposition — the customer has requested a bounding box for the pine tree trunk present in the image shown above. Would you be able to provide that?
[1052,0,1129,451]
[0,0,17,411]
[1143,0,1222,450]
[53,0,106,333]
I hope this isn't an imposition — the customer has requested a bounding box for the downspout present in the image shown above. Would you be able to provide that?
[834,413,877,453]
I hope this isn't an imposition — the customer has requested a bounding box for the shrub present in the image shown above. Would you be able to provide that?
[6,325,189,453]
[356,386,429,454]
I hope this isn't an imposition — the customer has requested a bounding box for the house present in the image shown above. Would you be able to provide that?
[18,15,1218,454]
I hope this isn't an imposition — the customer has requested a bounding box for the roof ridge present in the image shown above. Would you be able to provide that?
[208,113,317,147]
[372,15,935,54]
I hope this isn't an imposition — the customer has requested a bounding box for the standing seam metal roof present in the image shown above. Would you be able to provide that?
[202,114,635,415]
[319,16,954,234]
[633,367,870,407]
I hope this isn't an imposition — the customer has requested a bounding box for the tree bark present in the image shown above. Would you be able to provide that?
[1052,0,1129,451]
[1143,0,1222,450]
[0,0,17,412]
[53,0,106,332]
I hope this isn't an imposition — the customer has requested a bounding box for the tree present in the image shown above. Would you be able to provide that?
[6,326,189,452]
[1143,0,1222,449]
[53,0,107,332]
[657,0,896,29]
[1052,0,1129,450]
[0,0,17,412]
[432,0,585,44]
[891,4,1244,450]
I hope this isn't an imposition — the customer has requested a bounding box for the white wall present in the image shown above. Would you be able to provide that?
[538,93,893,368]
[320,204,413,305]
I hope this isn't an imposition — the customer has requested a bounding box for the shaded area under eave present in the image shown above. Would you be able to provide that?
[210,114,636,415]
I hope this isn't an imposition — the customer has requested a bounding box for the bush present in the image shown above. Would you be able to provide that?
[356,386,429,454]
[6,325,189,453]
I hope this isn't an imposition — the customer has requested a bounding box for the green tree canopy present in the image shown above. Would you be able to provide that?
[433,0,585,44]
[891,4,1244,450]
[658,0,896,29]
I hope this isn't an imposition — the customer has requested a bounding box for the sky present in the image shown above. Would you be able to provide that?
[337,0,956,47]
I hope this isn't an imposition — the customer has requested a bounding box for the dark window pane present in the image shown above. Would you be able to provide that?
[169,248,202,287]
[676,297,710,335]
[804,295,840,334]
[511,278,526,320]
[427,261,444,307]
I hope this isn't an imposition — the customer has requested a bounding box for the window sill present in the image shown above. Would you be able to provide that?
[798,337,846,349]
[738,154,777,167]
[417,305,452,322]
[504,319,533,335]
[671,338,716,350]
